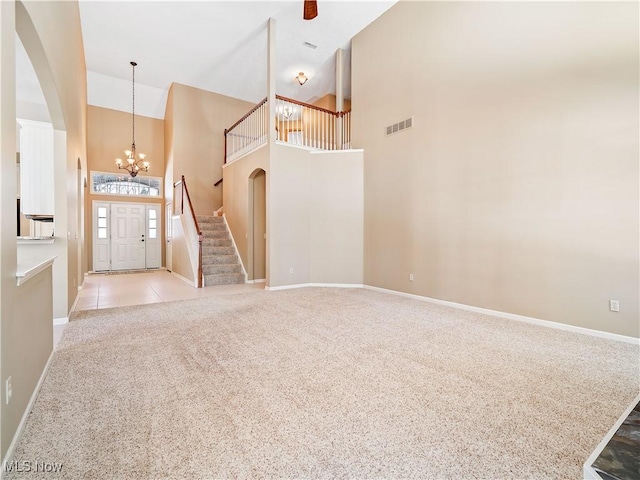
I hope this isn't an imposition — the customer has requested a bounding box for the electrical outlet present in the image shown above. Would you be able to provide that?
[5,377,12,404]
[289,268,294,274]
[409,273,414,281]
[609,300,620,312]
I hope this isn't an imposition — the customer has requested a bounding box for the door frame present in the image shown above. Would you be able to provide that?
[247,168,266,282]
[91,200,162,272]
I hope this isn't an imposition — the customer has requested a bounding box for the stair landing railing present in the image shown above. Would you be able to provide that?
[173,175,203,288]
[224,97,268,163]
[274,95,351,151]
[224,95,352,163]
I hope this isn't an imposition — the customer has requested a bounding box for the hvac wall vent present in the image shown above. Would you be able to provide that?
[386,117,413,136]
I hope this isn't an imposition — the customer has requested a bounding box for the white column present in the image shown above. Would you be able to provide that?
[336,48,344,150]
[267,18,276,144]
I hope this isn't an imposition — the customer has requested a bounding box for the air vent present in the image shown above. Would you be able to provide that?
[385,116,414,136]
[303,41,318,49]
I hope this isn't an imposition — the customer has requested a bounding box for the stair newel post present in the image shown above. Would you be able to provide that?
[181,175,185,214]
[224,129,228,164]
[197,232,203,288]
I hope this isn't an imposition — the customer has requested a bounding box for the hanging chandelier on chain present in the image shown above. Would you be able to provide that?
[115,61,149,177]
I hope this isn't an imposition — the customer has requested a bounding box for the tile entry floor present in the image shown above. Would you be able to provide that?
[54,271,262,349]
[74,270,264,312]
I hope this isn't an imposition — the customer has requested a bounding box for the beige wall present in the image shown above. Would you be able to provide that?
[1,0,87,460]
[167,83,254,216]
[313,94,351,112]
[19,0,87,312]
[223,144,363,288]
[269,144,364,287]
[169,214,195,283]
[85,105,164,270]
[353,2,639,337]
[308,150,363,284]
[164,86,174,202]
[268,144,310,286]
[223,144,269,275]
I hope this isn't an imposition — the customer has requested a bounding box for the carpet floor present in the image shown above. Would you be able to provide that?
[6,288,639,479]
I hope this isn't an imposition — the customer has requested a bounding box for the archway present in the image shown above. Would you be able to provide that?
[248,168,266,282]
[16,0,70,318]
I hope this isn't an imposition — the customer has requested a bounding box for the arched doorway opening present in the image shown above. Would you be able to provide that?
[248,169,266,282]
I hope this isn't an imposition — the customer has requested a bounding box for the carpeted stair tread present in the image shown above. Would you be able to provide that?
[200,223,227,231]
[202,254,238,265]
[200,230,228,239]
[203,246,235,255]
[197,214,245,287]
[196,215,224,223]
[203,264,243,275]
[202,238,232,246]
[203,273,245,285]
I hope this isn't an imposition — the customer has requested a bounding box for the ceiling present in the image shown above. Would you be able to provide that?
[79,1,397,114]
[16,34,51,123]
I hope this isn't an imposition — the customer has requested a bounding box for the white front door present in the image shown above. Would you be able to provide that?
[146,205,161,269]
[110,203,146,270]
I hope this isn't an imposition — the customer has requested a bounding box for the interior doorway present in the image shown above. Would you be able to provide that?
[248,169,266,282]
[92,201,161,271]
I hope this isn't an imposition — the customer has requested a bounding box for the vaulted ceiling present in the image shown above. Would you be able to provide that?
[78,1,396,116]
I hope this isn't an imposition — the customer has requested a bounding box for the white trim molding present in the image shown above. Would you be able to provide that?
[364,285,640,345]
[265,283,364,291]
[53,317,68,326]
[170,270,196,288]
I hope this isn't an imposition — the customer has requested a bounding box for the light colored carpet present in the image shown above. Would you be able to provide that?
[7,288,639,479]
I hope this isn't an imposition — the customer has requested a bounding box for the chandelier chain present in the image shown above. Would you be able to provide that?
[115,60,148,178]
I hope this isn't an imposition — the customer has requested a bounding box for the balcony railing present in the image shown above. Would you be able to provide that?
[224,95,352,163]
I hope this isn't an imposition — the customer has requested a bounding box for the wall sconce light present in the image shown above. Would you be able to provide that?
[283,106,294,119]
[296,72,308,86]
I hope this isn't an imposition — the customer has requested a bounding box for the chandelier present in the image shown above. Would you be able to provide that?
[115,61,149,177]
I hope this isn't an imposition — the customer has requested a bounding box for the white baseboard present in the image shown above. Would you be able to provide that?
[265,283,364,291]
[364,285,640,345]
[2,349,55,468]
[247,279,266,284]
[53,317,68,326]
[69,289,82,316]
[170,270,196,287]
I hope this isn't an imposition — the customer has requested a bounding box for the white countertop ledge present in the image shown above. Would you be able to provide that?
[16,256,56,286]
[17,237,55,245]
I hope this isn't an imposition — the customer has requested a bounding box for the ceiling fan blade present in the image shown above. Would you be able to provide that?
[303,0,318,20]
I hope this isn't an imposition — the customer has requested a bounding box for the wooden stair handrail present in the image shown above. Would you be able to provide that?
[225,97,268,135]
[173,175,203,288]
[223,94,353,163]
[275,94,352,117]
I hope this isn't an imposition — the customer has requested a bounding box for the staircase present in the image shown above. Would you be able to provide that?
[196,216,245,286]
